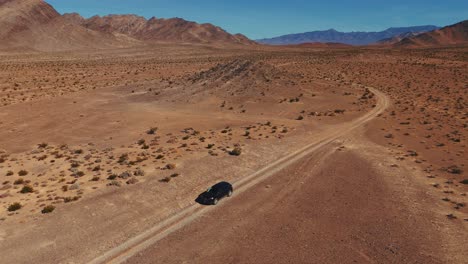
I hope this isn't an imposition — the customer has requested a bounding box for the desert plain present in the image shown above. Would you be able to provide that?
[0,43,465,263]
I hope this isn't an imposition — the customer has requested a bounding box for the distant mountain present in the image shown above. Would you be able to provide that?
[257,26,440,46]
[394,20,468,47]
[63,13,255,45]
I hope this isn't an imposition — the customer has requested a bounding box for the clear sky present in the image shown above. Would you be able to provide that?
[46,0,468,39]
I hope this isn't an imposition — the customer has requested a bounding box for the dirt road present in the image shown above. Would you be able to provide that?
[90,87,405,264]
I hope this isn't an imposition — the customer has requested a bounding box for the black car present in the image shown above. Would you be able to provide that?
[196,181,233,205]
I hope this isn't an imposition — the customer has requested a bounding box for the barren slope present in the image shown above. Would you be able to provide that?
[396,20,468,47]
[0,0,138,51]
[64,13,255,45]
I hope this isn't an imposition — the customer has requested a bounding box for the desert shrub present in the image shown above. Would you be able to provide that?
[126,178,139,185]
[74,149,83,154]
[37,155,48,161]
[170,173,180,178]
[229,147,242,156]
[147,127,158,135]
[62,185,68,192]
[14,178,24,185]
[0,157,5,163]
[165,164,176,170]
[446,214,457,220]
[8,202,22,212]
[447,166,463,174]
[160,176,171,183]
[296,115,304,120]
[18,170,28,176]
[41,205,55,214]
[91,176,100,182]
[20,185,34,193]
[107,174,117,180]
[141,144,149,150]
[118,171,131,179]
[137,139,146,145]
[6,171,14,176]
[134,169,145,176]
[207,144,215,149]
[459,179,468,185]
[64,196,81,203]
[107,180,121,187]
[156,154,164,160]
[118,153,129,164]
[38,143,48,148]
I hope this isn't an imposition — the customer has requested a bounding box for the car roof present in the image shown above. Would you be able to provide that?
[213,181,231,188]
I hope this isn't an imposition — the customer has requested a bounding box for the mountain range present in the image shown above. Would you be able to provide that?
[0,0,466,52]
[0,0,254,52]
[256,26,440,45]
[62,13,254,45]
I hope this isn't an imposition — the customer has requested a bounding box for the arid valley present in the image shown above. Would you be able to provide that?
[0,1,467,263]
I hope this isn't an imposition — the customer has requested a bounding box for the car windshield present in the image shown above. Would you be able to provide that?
[207,186,218,193]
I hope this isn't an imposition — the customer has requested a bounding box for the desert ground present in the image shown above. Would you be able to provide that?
[0,44,466,263]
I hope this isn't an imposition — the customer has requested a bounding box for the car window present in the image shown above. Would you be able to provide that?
[208,186,218,193]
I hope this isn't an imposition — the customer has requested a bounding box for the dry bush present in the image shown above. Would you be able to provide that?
[165,163,176,170]
[160,176,171,183]
[20,185,34,193]
[41,205,55,214]
[229,147,242,156]
[8,202,22,212]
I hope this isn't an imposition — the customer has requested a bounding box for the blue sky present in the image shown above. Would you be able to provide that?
[47,0,468,39]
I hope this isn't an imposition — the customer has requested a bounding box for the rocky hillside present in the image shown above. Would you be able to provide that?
[0,0,136,51]
[63,13,255,45]
[395,20,468,47]
[0,0,254,52]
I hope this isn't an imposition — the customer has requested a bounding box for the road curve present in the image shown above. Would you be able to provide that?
[90,87,390,264]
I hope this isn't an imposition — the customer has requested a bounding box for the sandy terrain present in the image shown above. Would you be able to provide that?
[0,44,466,263]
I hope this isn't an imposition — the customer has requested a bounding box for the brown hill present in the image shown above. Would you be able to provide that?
[377,32,422,45]
[0,0,59,39]
[0,0,137,51]
[64,13,255,45]
[395,20,468,47]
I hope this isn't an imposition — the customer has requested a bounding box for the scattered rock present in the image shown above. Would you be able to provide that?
[69,183,80,190]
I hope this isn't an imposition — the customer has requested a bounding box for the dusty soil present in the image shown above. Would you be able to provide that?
[125,140,458,264]
[0,44,466,263]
